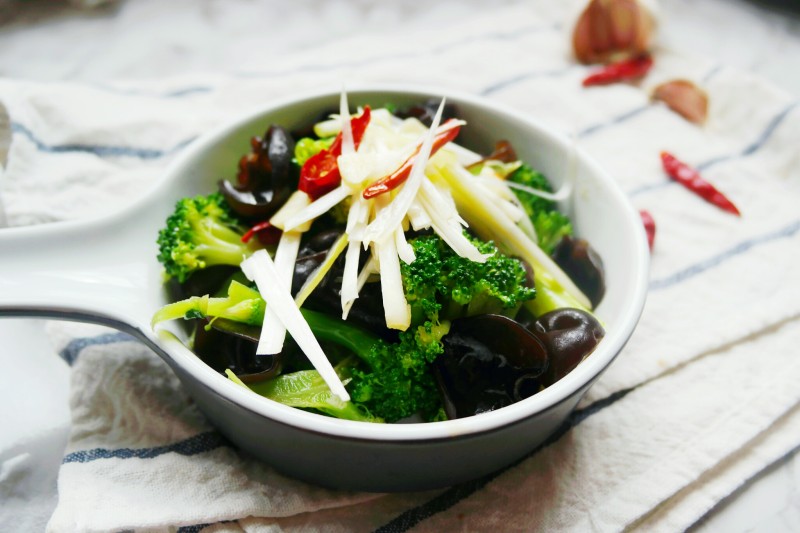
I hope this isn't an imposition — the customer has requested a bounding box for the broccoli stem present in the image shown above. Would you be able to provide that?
[190,217,256,266]
[201,217,250,243]
[151,296,209,325]
[300,308,379,363]
[151,281,265,328]
[192,242,252,267]
[524,286,585,317]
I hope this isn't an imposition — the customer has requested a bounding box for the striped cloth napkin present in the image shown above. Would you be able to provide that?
[2,3,800,531]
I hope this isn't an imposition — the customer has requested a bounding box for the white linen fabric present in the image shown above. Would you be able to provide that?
[1,3,799,532]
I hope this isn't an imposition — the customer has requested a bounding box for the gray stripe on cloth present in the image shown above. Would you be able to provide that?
[696,100,800,171]
[702,64,724,83]
[578,104,652,138]
[58,331,137,366]
[10,121,196,160]
[649,218,800,290]
[177,520,237,533]
[89,83,214,99]
[685,440,800,532]
[372,388,634,533]
[628,99,800,197]
[480,66,575,96]
[62,431,228,464]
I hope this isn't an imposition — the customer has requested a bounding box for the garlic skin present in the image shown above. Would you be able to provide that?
[652,79,709,124]
[572,0,659,64]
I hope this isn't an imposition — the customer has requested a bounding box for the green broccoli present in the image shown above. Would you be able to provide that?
[151,279,265,327]
[349,321,448,422]
[157,192,257,283]
[305,307,447,422]
[151,233,534,423]
[339,233,536,422]
[152,288,444,422]
[293,136,335,166]
[508,164,573,255]
[402,233,536,326]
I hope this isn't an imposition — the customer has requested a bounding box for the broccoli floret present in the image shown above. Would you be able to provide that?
[339,233,536,422]
[401,233,536,325]
[157,192,256,283]
[304,307,450,422]
[349,321,448,422]
[293,308,449,422]
[508,164,573,255]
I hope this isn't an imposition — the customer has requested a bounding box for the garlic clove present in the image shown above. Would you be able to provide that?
[573,0,656,64]
[652,79,709,124]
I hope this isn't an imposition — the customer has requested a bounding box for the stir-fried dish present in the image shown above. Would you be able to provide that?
[152,94,606,423]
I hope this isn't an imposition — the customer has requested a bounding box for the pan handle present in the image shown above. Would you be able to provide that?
[0,210,163,336]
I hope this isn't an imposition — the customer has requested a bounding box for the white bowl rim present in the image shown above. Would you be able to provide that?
[156,83,650,442]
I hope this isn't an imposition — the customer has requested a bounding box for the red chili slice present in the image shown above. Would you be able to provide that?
[242,220,282,245]
[582,54,653,87]
[362,120,462,199]
[660,151,741,216]
[298,106,371,200]
[298,150,342,200]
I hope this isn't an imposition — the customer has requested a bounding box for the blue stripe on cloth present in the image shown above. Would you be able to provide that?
[628,100,800,198]
[177,520,237,533]
[578,64,721,140]
[177,525,211,533]
[89,83,214,99]
[702,64,724,83]
[696,100,800,171]
[10,122,196,159]
[650,218,800,291]
[480,67,575,96]
[686,440,800,531]
[373,388,634,533]
[62,431,227,464]
[58,331,137,366]
[578,104,651,138]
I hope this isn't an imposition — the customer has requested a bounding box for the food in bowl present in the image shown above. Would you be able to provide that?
[151,93,606,423]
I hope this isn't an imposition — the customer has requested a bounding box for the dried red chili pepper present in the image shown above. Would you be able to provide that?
[298,106,372,200]
[660,152,741,216]
[362,120,462,199]
[582,54,654,87]
[639,210,656,251]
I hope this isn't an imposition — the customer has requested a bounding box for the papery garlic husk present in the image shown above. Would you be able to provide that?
[573,0,658,64]
[652,79,709,124]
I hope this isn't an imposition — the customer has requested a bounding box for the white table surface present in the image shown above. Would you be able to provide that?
[1,0,799,531]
